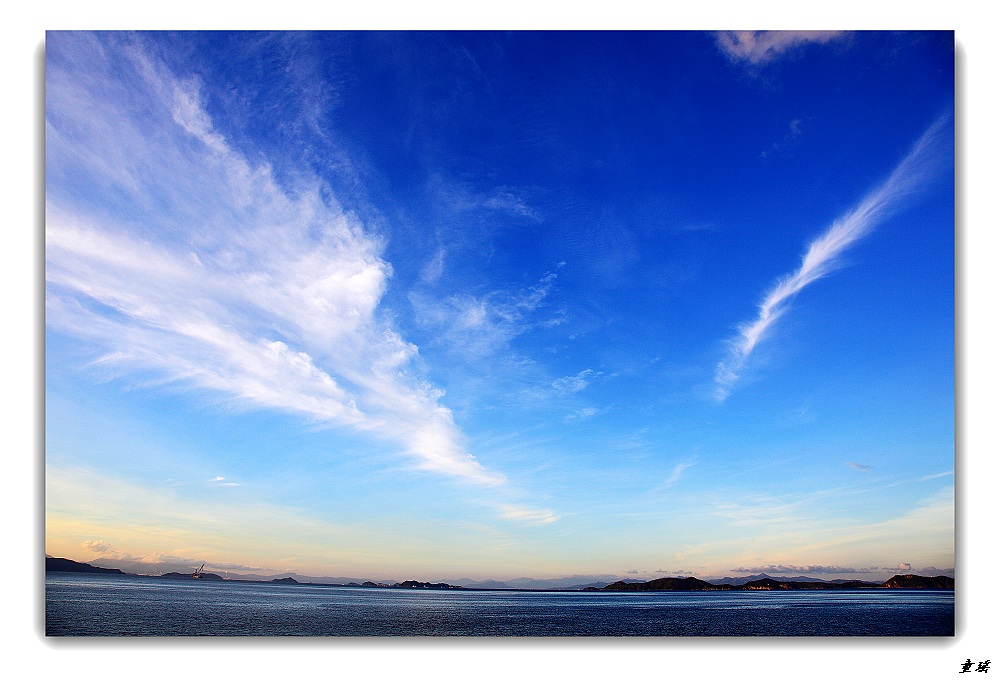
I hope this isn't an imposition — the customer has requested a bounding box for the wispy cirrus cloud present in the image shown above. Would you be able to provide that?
[713,496,797,526]
[45,32,502,487]
[565,406,600,422]
[552,369,601,394]
[714,114,951,401]
[409,267,563,359]
[716,31,848,66]
[761,118,803,159]
[425,174,542,237]
[663,461,694,488]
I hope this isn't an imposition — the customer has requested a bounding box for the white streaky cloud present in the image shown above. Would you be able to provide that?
[714,115,952,401]
[716,31,848,65]
[664,462,694,488]
[45,33,502,487]
[777,487,954,564]
[499,505,560,525]
[552,369,600,394]
[919,471,954,481]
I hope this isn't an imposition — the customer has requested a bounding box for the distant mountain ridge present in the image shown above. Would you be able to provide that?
[80,558,626,589]
[83,557,402,585]
[46,557,954,591]
[708,573,828,584]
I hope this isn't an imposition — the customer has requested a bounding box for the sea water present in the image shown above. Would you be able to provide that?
[44,572,955,637]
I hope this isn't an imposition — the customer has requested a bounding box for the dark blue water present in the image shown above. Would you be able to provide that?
[45,573,954,637]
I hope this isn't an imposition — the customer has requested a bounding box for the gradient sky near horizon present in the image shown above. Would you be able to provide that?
[45,30,954,582]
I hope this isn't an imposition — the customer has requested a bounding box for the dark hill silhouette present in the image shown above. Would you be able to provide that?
[46,556,125,574]
[591,573,950,591]
[601,576,720,591]
[882,574,954,589]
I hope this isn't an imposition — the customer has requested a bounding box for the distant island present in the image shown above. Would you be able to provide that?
[160,571,226,581]
[881,574,955,589]
[45,556,953,591]
[45,557,462,589]
[587,574,954,591]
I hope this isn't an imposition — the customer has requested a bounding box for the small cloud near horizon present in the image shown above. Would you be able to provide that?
[731,564,878,575]
[80,542,269,573]
[82,540,116,554]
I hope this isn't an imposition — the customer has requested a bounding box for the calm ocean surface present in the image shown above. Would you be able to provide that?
[45,573,954,637]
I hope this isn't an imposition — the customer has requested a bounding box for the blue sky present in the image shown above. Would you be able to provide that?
[45,30,954,582]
